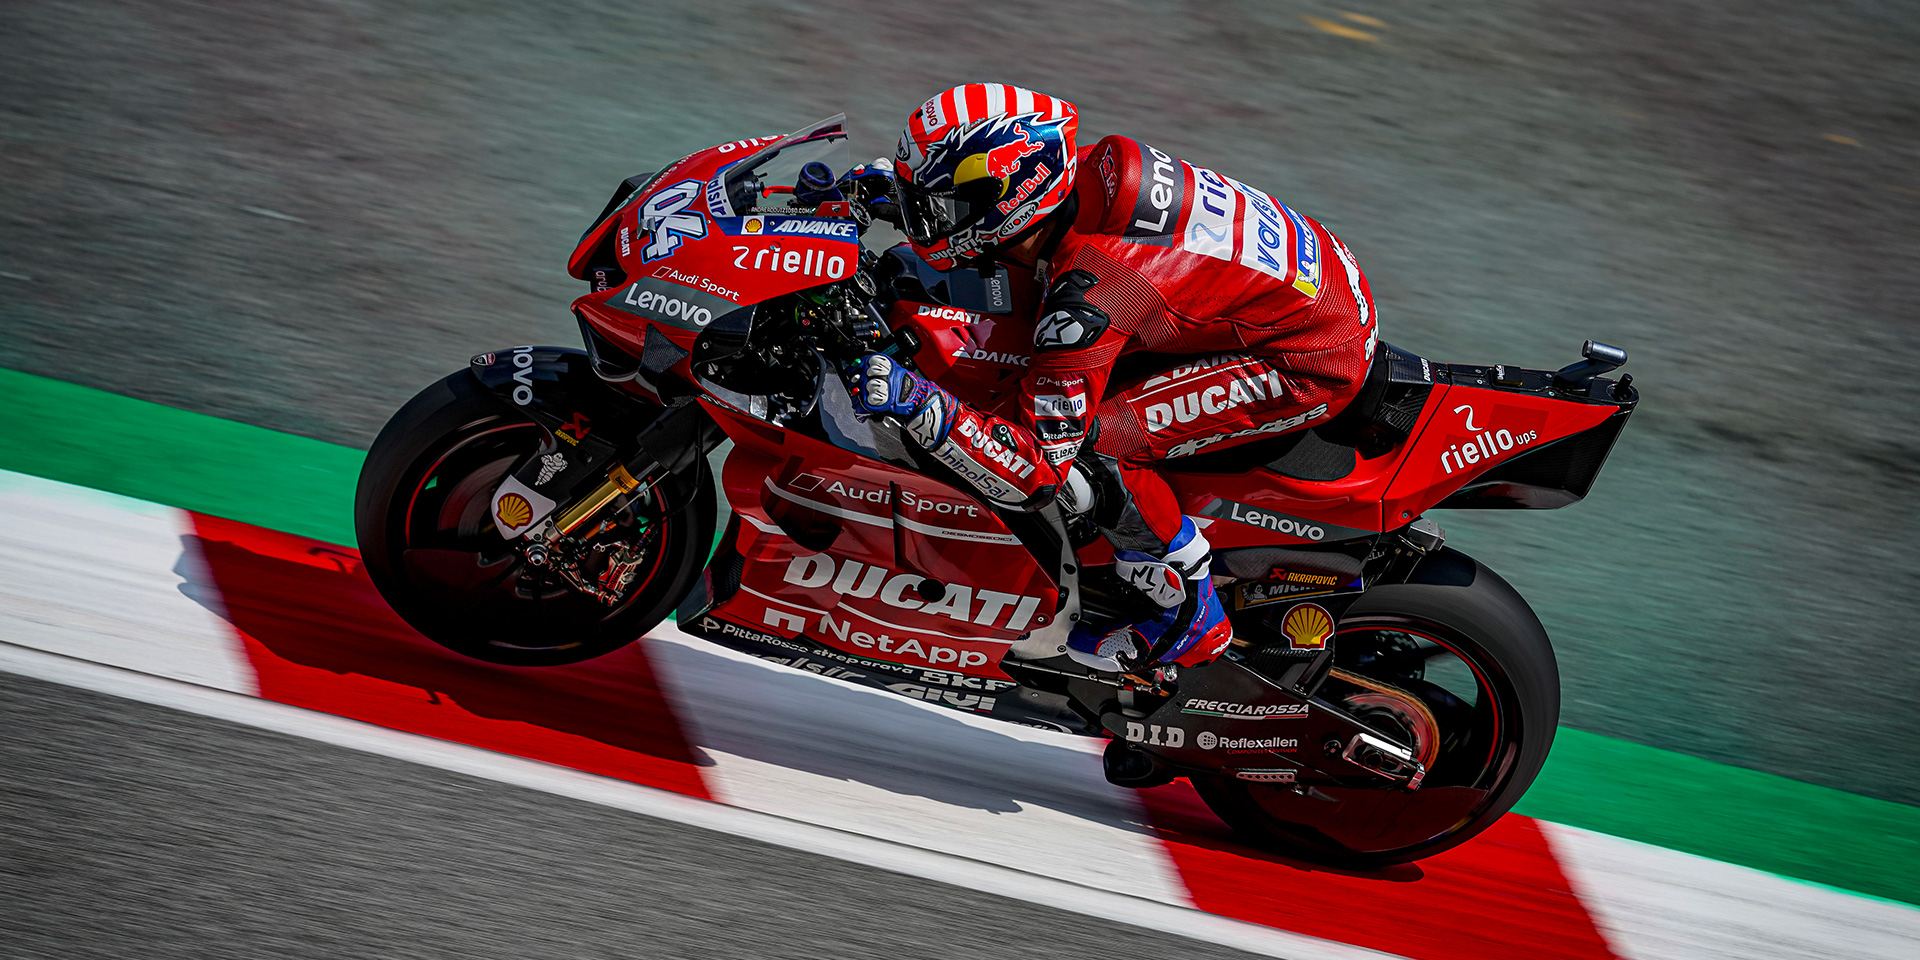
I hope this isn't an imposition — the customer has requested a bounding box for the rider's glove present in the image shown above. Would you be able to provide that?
[842,157,902,227]
[844,353,957,449]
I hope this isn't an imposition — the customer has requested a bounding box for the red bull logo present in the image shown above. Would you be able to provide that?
[983,124,1043,180]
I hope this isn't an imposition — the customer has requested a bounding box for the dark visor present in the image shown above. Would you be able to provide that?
[893,176,1004,246]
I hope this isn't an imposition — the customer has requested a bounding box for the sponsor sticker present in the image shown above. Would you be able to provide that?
[556,412,591,446]
[769,217,858,238]
[727,241,851,280]
[1123,721,1185,748]
[1439,403,1541,474]
[1182,164,1237,261]
[1226,176,1292,283]
[1181,699,1310,720]
[489,475,556,539]
[650,264,741,303]
[1281,602,1335,650]
[781,554,1042,632]
[1197,498,1375,543]
[1197,732,1300,753]
[1125,143,1183,244]
[1238,578,1332,608]
[495,493,531,528]
[534,452,568,486]
[1032,393,1088,419]
[1282,203,1322,297]
[610,277,739,330]
[505,345,536,405]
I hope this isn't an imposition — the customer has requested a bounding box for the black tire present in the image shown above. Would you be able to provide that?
[1195,548,1558,865]
[354,370,714,666]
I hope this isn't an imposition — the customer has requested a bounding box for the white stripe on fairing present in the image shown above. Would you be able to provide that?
[643,626,1195,906]
[1541,822,1920,960]
[1015,87,1035,114]
[761,477,1021,544]
[0,470,254,693]
[0,641,1403,960]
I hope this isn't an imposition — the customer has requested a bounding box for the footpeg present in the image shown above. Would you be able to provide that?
[1103,738,1174,789]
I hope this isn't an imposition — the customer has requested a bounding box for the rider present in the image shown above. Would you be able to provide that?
[846,82,1379,674]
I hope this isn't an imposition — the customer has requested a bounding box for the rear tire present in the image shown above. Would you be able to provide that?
[1196,549,1558,865]
[354,371,714,665]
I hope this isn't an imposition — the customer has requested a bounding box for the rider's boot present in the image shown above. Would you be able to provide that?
[1066,516,1233,674]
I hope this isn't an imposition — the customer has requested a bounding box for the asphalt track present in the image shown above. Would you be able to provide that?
[3,0,1919,955]
[3,468,1916,959]
[4,0,1918,804]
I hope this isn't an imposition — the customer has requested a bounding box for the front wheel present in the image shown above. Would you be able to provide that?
[354,371,715,665]
[1196,549,1559,865]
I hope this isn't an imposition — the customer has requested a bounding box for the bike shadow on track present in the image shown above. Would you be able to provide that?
[172,519,1428,883]
[174,521,713,797]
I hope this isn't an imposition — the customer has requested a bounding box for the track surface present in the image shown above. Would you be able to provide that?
[2,0,1918,955]
[3,0,1917,804]
[4,469,1917,959]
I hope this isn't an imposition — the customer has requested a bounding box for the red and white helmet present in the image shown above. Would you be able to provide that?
[894,83,1079,271]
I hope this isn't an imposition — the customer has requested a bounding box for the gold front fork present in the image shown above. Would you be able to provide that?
[553,463,643,534]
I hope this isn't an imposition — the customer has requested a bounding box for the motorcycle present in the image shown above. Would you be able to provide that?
[354,115,1638,865]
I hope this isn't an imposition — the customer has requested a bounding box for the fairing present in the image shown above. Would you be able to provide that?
[698,400,1059,684]
[567,116,866,386]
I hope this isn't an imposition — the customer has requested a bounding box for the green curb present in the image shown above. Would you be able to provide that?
[0,368,362,546]
[3,367,1915,905]
[1519,728,1920,904]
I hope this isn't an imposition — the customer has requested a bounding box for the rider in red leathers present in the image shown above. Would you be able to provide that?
[847,82,1379,674]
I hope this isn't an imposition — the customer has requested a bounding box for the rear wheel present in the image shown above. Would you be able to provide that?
[354,371,714,665]
[1196,550,1558,865]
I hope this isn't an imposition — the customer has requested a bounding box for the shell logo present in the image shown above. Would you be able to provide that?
[1282,602,1334,650]
[495,492,533,530]
[744,217,764,234]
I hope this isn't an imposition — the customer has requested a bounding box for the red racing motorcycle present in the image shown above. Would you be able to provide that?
[355,116,1638,864]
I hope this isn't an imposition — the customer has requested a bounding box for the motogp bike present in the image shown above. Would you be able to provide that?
[355,116,1639,865]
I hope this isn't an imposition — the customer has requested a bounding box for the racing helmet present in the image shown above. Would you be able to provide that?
[893,83,1078,271]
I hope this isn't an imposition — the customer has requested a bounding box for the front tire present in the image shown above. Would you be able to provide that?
[1197,549,1559,865]
[354,371,715,665]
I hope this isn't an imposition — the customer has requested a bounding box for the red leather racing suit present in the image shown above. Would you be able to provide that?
[926,135,1379,554]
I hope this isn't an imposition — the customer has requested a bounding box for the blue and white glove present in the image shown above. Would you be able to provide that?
[844,353,957,449]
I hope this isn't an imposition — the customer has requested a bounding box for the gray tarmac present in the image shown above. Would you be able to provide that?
[0,671,1261,960]
[1,0,1917,949]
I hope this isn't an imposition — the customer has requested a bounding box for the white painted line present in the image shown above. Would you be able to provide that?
[0,640,1405,960]
[0,470,255,693]
[644,627,1194,906]
[1542,821,1920,960]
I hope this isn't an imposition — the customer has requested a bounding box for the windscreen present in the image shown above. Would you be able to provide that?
[719,114,851,215]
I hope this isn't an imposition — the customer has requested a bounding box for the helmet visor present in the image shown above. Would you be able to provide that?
[894,176,1003,247]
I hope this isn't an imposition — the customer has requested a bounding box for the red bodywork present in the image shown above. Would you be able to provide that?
[569,136,866,402]
[571,140,1622,686]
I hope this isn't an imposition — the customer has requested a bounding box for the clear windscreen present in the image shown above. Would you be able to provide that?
[721,115,851,214]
